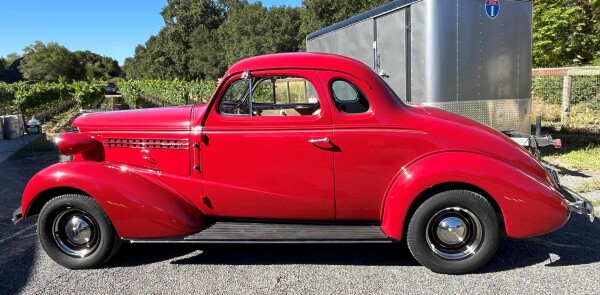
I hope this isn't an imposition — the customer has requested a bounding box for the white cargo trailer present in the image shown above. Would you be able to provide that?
[307,0,539,138]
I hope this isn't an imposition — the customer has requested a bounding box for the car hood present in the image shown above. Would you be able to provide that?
[73,106,198,132]
[408,104,557,188]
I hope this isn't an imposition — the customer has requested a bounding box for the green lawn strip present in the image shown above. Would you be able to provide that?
[545,146,600,172]
[574,179,600,194]
[592,199,600,217]
[541,129,600,172]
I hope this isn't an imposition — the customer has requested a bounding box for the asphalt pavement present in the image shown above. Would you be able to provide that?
[1,144,600,295]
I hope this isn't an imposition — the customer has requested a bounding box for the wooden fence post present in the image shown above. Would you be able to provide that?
[561,75,572,128]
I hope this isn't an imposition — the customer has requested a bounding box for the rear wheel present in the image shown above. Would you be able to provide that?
[38,194,121,269]
[407,190,499,274]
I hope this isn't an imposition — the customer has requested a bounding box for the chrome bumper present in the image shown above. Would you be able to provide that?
[561,187,595,222]
[12,207,23,225]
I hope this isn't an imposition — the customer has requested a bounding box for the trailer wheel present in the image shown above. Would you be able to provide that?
[406,190,499,274]
[38,194,121,269]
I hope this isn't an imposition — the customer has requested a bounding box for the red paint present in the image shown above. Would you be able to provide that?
[20,53,571,241]
[22,162,203,238]
[56,132,105,161]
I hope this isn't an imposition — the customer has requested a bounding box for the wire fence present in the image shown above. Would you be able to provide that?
[532,67,600,131]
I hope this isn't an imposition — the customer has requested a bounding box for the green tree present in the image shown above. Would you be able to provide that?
[533,0,600,67]
[74,50,122,80]
[0,58,6,72]
[5,53,21,66]
[125,0,395,79]
[19,41,79,82]
[216,1,302,70]
[161,0,226,79]
[125,0,226,80]
[123,46,148,80]
[126,0,305,80]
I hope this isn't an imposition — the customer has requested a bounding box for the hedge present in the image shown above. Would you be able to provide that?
[532,76,600,110]
[119,80,218,109]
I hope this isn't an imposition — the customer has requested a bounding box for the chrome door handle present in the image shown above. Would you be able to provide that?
[309,137,330,144]
[142,155,157,165]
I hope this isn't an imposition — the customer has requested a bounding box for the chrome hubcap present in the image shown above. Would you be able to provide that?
[435,217,466,246]
[65,217,92,244]
[52,209,99,258]
[426,207,483,260]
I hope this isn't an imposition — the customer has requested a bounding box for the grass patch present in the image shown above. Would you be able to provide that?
[546,145,600,171]
[541,129,600,172]
[574,179,600,193]
[7,136,56,161]
[592,199,600,218]
[532,100,600,132]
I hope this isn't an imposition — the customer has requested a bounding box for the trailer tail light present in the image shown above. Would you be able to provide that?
[554,138,562,149]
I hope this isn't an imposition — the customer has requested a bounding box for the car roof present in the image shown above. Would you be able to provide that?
[224,52,374,77]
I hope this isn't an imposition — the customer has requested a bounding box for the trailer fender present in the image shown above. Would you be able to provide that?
[22,161,203,239]
[380,152,569,240]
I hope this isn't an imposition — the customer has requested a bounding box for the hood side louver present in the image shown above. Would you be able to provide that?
[103,138,189,150]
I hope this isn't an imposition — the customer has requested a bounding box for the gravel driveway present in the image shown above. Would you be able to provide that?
[1,147,600,295]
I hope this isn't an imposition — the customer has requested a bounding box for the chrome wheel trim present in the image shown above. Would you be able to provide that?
[425,207,483,260]
[52,209,100,258]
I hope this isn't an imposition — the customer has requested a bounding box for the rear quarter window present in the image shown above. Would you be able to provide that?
[330,80,370,114]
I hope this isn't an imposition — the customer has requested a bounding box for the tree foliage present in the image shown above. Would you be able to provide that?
[533,0,600,67]
[125,0,388,80]
[217,2,303,68]
[0,58,6,72]
[124,0,600,78]
[5,53,21,66]
[74,50,122,80]
[19,41,79,82]
[18,41,121,82]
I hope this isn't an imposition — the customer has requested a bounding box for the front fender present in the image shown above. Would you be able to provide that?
[22,161,203,239]
[381,152,569,240]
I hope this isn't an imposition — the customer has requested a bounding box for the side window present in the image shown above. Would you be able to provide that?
[219,80,251,115]
[219,76,321,117]
[331,80,370,114]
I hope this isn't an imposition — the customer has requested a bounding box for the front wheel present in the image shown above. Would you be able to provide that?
[406,190,500,274]
[38,194,121,269]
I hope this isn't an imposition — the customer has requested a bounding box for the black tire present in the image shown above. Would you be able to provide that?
[38,194,121,269]
[406,190,499,274]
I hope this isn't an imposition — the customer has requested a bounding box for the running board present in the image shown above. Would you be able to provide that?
[127,221,392,244]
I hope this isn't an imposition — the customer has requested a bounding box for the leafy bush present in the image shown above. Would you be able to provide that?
[532,75,600,110]
[189,80,218,103]
[118,80,142,109]
[571,76,599,105]
[532,76,563,104]
[72,80,105,108]
[118,80,218,108]
[0,82,16,105]
[0,80,105,116]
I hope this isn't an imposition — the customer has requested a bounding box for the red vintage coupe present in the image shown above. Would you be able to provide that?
[12,53,594,274]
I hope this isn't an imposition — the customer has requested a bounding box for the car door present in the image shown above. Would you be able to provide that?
[317,70,404,221]
[201,70,335,220]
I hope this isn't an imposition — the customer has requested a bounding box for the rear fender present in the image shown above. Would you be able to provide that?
[22,161,203,239]
[381,152,569,240]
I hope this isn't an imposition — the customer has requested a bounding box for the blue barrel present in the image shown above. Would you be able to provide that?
[0,116,4,140]
[3,115,19,140]
[17,114,25,137]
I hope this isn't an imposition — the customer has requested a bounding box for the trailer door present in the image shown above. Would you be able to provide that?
[375,9,409,101]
